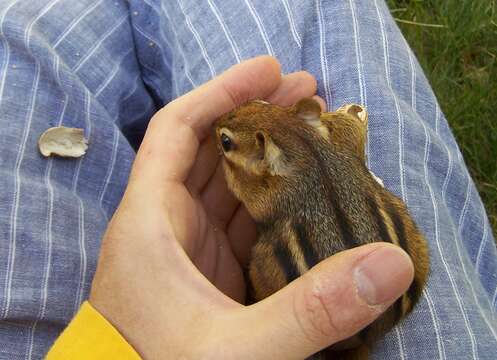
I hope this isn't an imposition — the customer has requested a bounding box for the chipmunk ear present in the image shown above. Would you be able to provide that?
[295,98,322,123]
[255,130,288,176]
[295,98,329,138]
[335,104,368,125]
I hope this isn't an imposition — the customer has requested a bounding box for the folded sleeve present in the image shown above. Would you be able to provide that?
[46,302,141,360]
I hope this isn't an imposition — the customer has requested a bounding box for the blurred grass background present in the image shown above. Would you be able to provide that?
[387,0,497,239]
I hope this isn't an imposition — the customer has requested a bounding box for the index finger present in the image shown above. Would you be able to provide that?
[130,56,282,186]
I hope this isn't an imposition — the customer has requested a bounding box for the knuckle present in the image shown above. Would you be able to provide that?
[300,71,317,87]
[148,109,166,129]
[293,274,343,345]
[221,81,250,108]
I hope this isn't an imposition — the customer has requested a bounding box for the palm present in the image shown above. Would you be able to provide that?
[175,137,256,303]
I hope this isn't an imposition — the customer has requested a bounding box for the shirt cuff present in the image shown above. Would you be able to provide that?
[46,301,141,359]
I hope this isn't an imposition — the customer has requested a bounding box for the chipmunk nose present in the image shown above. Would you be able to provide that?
[221,133,233,152]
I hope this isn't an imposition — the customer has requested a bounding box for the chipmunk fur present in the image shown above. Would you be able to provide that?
[214,98,429,360]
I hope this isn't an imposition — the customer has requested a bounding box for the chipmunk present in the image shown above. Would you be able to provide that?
[214,98,429,360]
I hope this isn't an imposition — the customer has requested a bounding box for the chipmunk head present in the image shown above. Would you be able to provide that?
[326,103,368,160]
[214,98,368,219]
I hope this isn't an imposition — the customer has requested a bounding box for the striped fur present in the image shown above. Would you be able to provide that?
[216,99,430,359]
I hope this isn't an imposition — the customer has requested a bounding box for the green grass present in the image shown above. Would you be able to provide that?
[387,0,497,239]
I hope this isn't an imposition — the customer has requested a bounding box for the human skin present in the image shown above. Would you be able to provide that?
[89,56,414,360]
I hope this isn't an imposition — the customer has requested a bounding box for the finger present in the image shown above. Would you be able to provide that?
[312,95,327,111]
[225,243,414,359]
[227,205,257,268]
[212,230,247,303]
[185,136,220,196]
[131,56,281,186]
[200,163,239,229]
[266,71,317,106]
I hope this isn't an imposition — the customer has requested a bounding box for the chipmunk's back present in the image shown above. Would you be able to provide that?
[215,99,429,360]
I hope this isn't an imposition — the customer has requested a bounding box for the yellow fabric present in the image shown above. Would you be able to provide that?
[46,301,141,360]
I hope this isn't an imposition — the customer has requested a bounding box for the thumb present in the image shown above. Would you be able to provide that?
[234,243,414,360]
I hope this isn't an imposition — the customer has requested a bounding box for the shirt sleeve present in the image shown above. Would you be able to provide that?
[46,301,141,360]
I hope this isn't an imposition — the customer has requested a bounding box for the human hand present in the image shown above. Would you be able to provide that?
[89,56,414,359]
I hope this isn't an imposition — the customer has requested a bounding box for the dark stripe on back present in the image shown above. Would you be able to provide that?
[407,278,422,308]
[328,193,359,247]
[255,220,272,234]
[273,241,301,283]
[366,195,393,244]
[294,130,359,247]
[383,200,422,305]
[294,222,320,268]
[393,298,404,323]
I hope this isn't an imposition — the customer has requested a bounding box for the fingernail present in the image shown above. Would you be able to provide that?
[354,246,414,306]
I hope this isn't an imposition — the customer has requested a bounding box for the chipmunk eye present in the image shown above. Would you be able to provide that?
[221,133,233,152]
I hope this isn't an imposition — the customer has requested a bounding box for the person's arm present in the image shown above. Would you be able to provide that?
[46,302,140,360]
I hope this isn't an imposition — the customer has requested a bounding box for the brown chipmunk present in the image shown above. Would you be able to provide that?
[214,98,429,360]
